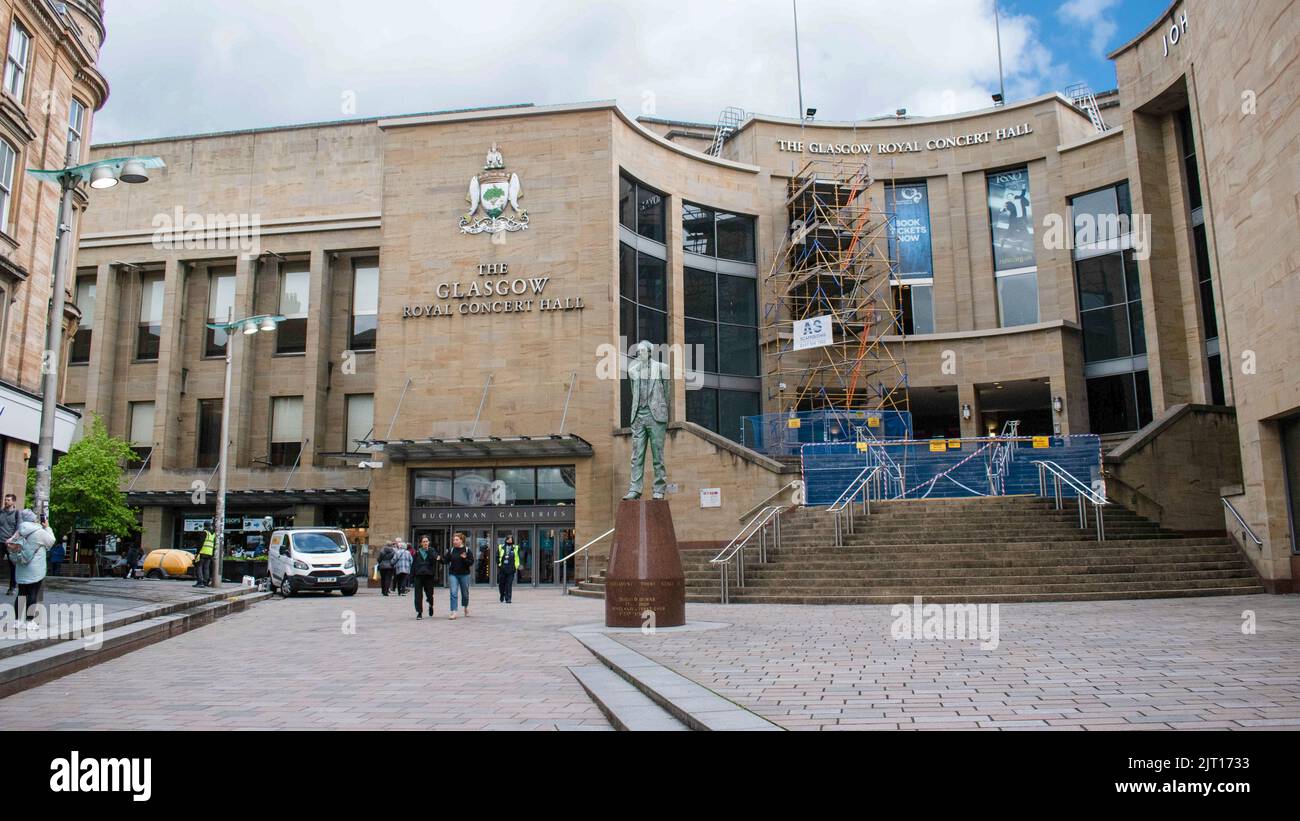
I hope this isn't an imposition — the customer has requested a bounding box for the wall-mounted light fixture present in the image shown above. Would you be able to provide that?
[961,403,972,421]
[1052,396,1064,414]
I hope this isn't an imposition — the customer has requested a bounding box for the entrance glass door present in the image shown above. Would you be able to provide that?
[411,527,448,586]
[469,528,493,584]
[538,527,576,585]
[495,528,533,586]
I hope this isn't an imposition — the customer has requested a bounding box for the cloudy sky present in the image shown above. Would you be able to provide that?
[91,0,1170,144]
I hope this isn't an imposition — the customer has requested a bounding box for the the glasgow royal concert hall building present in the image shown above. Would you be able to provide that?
[45,0,1299,591]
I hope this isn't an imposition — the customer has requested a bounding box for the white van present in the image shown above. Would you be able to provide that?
[267,528,359,597]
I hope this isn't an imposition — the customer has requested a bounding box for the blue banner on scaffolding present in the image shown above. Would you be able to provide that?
[801,435,1103,505]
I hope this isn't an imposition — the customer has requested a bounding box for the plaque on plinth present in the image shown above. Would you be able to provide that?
[604,499,686,628]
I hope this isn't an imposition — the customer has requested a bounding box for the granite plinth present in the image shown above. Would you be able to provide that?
[604,499,686,628]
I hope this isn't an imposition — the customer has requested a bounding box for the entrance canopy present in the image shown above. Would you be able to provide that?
[355,433,593,462]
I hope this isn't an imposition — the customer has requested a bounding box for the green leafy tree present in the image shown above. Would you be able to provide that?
[27,414,140,538]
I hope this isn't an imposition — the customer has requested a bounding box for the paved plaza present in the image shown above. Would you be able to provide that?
[0,586,1298,730]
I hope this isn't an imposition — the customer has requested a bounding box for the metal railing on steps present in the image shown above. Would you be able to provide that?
[1220,496,1263,550]
[710,505,784,604]
[1033,459,1107,540]
[555,528,613,593]
[829,465,897,547]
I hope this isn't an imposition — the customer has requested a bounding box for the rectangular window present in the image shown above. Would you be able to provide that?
[3,21,30,100]
[636,183,665,243]
[495,467,536,505]
[70,277,96,364]
[1086,371,1153,435]
[1178,108,1203,212]
[892,281,934,335]
[67,98,86,161]
[204,268,236,357]
[0,138,15,233]
[128,401,155,468]
[686,386,719,433]
[682,203,715,256]
[196,399,223,469]
[996,270,1039,327]
[718,389,761,443]
[136,274,165,360]
[269,396,303,467]
[715,211,755,262]
[536,467,576,503]
[413,470,453,508]
[276,263,310,354]
[350,257,379,351]
[344,394,374,452]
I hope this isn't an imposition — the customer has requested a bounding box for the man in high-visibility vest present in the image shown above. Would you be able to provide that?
[194,526,216,587]
[497,535,521,604]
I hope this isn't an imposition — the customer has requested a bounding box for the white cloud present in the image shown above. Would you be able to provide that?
[1058,0,1121,57]
[92,0,1068,143]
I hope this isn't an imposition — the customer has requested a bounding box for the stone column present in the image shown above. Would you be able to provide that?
[957,382,980,439]
[83,262,121,425]
[230,255,259,469]
[300,248,332,468]
[151,259,187,469]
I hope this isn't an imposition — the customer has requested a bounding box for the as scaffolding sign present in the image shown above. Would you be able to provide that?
[793,315,833,350]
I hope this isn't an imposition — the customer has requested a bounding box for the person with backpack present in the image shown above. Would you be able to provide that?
[497,534,521,604]
[7,510,54,627]
[0,494,20,595]
[376,541,398,596]
[411,535,440,619]
[392,539,413,596]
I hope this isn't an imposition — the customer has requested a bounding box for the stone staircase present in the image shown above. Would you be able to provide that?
[571,496,1263,604]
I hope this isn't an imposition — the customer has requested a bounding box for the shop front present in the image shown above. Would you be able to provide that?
[409,466,578,587]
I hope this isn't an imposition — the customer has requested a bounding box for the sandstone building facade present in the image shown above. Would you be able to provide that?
[0,0,106,509]
[64,0,1298,591]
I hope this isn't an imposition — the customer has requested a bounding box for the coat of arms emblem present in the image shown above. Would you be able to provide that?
[460,143,528,234]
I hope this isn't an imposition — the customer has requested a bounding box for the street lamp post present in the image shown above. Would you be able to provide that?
[204,313,284,587]
[27,151,165,523]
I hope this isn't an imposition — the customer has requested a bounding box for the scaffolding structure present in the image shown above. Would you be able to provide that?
[764,159,909,425]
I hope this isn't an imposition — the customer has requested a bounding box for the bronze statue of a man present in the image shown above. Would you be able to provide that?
[624,340,669,500]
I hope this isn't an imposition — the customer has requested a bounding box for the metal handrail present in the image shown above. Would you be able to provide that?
[555,527,613,593]
[1032,459,1108,540]
[1221,496,1263,548]
[739,480,802,523]
[828,465,890,547]
[710,505,784,604]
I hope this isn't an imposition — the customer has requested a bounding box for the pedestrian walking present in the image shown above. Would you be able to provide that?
[411,535,440,619]
[49,538,66,577]
[6,510,53,628]
[376,541,397,596]
[194,525,215,587]
[392,539,412,596]
[445,532,473,619]
[497,534,521,604]
[0,494,18,595]
[124,542,143,580]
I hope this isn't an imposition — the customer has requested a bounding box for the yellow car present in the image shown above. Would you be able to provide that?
[142,548,196,579]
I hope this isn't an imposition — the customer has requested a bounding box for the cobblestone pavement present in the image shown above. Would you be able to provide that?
[0,586,613,731]
[615,594,1300,730]
[4,588,1298,731]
